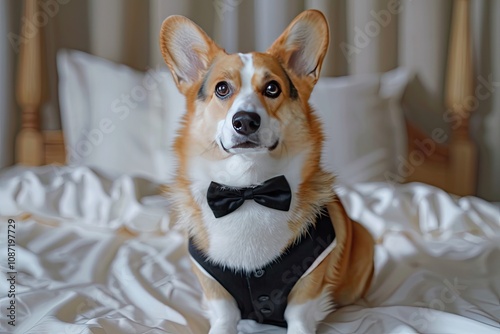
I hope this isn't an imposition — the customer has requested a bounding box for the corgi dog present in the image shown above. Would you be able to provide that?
[160,10,374,334]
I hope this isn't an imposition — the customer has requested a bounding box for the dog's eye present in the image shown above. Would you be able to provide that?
[264,81,281,98]
[215,81,231,99]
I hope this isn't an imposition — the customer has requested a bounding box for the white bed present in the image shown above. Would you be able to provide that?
[3,0,500,333]
[1,166,499,333]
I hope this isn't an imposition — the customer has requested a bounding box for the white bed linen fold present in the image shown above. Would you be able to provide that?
[0,166,499,333]
[0,166,171,233]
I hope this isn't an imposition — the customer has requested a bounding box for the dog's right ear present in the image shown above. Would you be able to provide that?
[160,16,224,94]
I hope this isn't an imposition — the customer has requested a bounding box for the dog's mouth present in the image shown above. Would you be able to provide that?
[221,139,279,153]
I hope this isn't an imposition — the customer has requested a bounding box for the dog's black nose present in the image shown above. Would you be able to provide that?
[232,111,261,135]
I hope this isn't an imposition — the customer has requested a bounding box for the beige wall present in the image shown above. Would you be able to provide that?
[477,0,500,200]
[0,0,19,169]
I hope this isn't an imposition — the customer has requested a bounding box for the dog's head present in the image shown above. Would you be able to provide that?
[160,10,329,186]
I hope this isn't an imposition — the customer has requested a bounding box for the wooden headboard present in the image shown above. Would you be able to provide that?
[14,0,477,196]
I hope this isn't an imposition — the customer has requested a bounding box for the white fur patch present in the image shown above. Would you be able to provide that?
[285,289,335,334]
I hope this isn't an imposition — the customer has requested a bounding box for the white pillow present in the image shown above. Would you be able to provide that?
[57,50,184,182]
[58,50,409,185]
[310,68,411,184]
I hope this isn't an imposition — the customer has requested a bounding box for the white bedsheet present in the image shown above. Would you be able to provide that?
[1,166,499,334]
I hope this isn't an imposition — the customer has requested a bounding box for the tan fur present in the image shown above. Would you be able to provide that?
[160,8,374,327]
[288,200,374,305]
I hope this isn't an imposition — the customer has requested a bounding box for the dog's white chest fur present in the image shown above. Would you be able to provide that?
[188,152,305,272]
[203,202,294,272]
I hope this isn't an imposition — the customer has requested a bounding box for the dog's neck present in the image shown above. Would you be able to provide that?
[171,151,335,272]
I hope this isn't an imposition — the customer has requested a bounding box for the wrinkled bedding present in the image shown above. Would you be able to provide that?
[1,166,499,334]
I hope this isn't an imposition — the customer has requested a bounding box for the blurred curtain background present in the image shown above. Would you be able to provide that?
[0,1,17,171]
[1,0,499,201]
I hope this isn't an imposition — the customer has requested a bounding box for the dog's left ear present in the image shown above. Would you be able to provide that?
[268,10,329,86]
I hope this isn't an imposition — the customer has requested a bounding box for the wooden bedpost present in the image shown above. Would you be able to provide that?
[445,0,476,196]
[15,0,45,166]
[405,0,477,196]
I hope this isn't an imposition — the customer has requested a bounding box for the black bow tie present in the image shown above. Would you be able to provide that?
[206,175,292,218]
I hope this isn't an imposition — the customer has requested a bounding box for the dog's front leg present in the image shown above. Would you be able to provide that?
[284,291,334,334]
[284,260,335,334]
[206,298,240,334]
[192,262,240,334]
[284,302,321,334]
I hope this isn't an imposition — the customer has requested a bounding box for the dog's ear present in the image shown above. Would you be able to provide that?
[267,10,329,86]
[160,16,224,94]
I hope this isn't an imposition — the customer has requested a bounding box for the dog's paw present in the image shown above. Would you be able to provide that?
[208,321,238,334]
[286,322,315,334]
[206,298,240,334]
